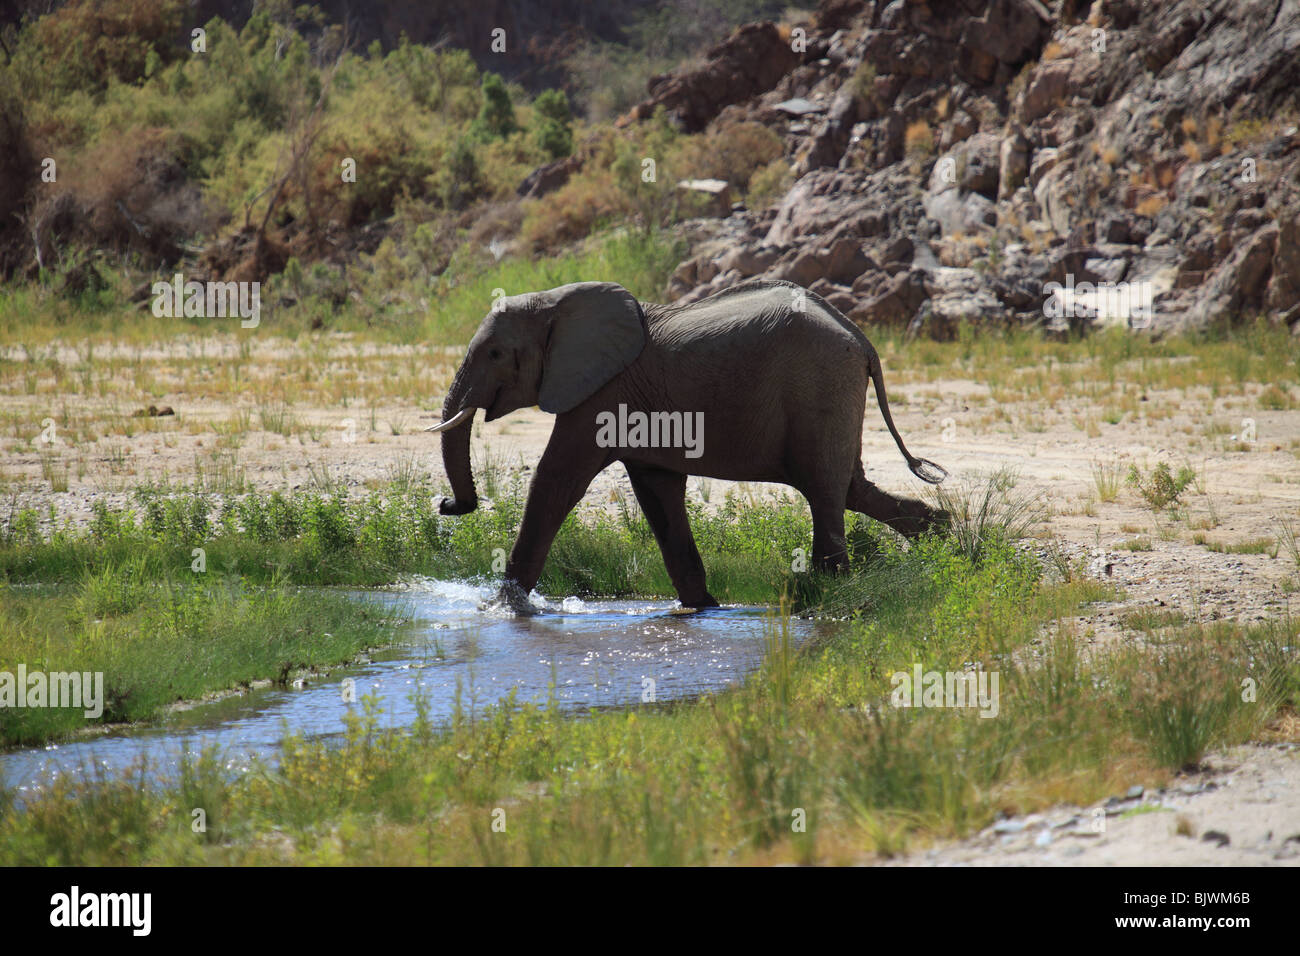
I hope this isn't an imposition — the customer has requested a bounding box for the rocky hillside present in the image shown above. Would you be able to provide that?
[578,0,1300,336]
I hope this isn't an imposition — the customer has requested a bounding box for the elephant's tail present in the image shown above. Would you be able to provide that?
[867,350,947,484]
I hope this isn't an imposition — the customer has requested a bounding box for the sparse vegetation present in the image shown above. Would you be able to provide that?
[1126,461,1197,513]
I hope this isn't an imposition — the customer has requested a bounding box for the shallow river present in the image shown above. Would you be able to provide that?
[0,579,816,799]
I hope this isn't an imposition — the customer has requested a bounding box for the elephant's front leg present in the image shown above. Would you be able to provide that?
[502,438,606,604]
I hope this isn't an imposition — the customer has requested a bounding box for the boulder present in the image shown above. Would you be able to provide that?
[847,268,929,327]
[1185,223,1279,327]
[628,23,801,132]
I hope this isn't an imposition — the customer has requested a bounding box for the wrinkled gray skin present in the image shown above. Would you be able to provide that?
[431,279,947,612]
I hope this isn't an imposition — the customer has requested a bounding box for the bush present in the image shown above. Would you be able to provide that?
[532,89,574,159]
[29,0,187,93]
[433,137,483,211]
[1126,462,1196,513]
[474,72,518,140]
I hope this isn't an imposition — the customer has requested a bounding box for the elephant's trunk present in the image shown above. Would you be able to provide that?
[437,372,479,515]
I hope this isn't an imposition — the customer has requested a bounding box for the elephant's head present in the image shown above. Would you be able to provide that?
[427,281,646,515]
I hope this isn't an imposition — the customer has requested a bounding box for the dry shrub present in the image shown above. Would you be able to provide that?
[33,0,187,90]
[520,170,625,253]
[904,120,935,156]
[468,201,526,247]
[747,158,793,210]
[31,127,208,269]
[304,126,434,229]
[678,121,784,186]
[1135,194,1168,217]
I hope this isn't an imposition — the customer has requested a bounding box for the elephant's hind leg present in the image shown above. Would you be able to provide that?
[806,492,849,572]
[847,467,945,538]
[624,464,718,608]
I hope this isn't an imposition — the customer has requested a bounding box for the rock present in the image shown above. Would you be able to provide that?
[516,153,583,200]
[1185,223,1279,328]
[718,245,780,277]
[924,133,1001,234]
[629,23,801,133]
[633,0,1300,336]
[1201,830,1231,847]
[1019,59,1074,122]
[940,110,978,152]
[848,268,928,327]
[912,267,1009,338]
[998,130,1030,200]
[676,178,733,216]
[960,132,1003,199]
[1126,785,1145,799]
[880,235,914,264]
[823,236,873,284]
[1098,214,1135,244]
[777,250,827,286]
[961,0,1053,69]
[1033,160,1077,235]
[803,87,861,170]
[1266,209,1300,323]
[1027,147,1062,188]
[773,97,825,117]
[764,169,876,246]
[926,190,998,236]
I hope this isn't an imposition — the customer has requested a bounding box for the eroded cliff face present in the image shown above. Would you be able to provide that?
[605,0,1300,336]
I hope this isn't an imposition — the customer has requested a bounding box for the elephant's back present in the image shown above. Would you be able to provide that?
[645,280,870,441]
[649,280,867,358]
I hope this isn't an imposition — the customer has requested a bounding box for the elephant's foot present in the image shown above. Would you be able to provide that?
[437,495,478,516]
[487,579,539,615]
[676,591,720,612]
[886,501,949,539]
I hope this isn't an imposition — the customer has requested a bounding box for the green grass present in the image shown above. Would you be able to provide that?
[1,471,1296,864]
[2,565,1291,865]
[1117,537,1153,551]
[1191,534,1277,556]
[1121,607,1188,631]
[0,571,403,746]
[0,481,827,600]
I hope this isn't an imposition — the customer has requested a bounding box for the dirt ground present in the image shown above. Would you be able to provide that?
[3,345,1299,866]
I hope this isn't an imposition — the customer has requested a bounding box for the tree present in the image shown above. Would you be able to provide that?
[474,72,517,139]
[532,88,573,159]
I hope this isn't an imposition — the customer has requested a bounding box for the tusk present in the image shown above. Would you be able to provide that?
[425,407,476,433]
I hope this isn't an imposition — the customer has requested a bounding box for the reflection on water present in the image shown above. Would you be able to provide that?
[1,579,816,800]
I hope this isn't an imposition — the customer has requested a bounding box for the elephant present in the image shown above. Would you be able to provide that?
[427,278,947,610]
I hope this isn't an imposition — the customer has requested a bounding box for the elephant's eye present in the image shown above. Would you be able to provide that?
[488,348,503,360]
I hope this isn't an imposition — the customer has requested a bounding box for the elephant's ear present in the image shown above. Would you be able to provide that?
[538,282,646,414]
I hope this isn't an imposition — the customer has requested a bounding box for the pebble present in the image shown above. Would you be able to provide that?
[993,819,1026,835]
